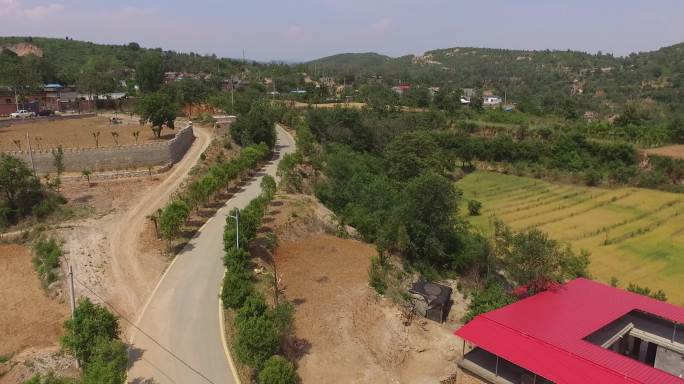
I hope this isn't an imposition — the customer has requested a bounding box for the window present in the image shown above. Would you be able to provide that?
[5,98,11,104]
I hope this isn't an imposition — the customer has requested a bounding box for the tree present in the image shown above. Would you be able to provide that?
[136,92,179,139]
[260,175,277,200]
[258,355,298,384]
[135,53,165,93]
[230,101,277,149]
[76,56,122,100]
[81,169,92,186]
[221,271,253,309]
[398,172,463,268]
[463,280,516,322]
[384,132,449,181]
[61,298,120,365]
[81,338,127,384]
[159,199,189,240]
[0,154,44,222]
[0,51,41,110]
[468,200,482,216]
[233,316,280,369]
[493,221,589,294]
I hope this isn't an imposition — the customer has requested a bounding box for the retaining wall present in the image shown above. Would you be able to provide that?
[0,113,97,128]
[3,123,195,173]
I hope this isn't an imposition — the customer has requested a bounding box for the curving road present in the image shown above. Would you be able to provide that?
[127,126,295,384]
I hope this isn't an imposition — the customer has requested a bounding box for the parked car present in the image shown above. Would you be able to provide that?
[38,109,55,117]
[9,110,36,119]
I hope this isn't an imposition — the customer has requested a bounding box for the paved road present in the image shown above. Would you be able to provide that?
[128,126,295,384]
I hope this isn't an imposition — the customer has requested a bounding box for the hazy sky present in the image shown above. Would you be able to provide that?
[2,0,684,61]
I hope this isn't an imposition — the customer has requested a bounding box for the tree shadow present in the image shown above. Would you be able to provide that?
[292,298,306,306]
[171,240,195,254]
[285,337,312,362]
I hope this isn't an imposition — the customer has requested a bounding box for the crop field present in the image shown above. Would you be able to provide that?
[0,115,170,151]
[457,171,684,305]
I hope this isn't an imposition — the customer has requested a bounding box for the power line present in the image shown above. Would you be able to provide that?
[71,276,217,384]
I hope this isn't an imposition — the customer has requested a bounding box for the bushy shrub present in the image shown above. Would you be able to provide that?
[61,298,120,365]
[234,316,279,369]
[467,200,482,216]
[221,272,253,309]
[159,200,190,240]
[258,355,298,384]
[32,237,62,285]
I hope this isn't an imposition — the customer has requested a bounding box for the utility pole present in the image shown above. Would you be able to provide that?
[26,132,36,176]
[14,88,19,112]
[68,265,79,369]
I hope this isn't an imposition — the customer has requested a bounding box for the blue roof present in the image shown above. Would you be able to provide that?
[44,83,64,88]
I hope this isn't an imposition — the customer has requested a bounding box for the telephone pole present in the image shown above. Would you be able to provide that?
[26,133,36,176]
[68,265,79,369]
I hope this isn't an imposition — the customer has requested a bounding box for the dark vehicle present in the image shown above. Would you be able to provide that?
[38,110,55,116]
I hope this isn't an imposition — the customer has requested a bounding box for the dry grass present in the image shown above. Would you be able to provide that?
[644,145,684,160]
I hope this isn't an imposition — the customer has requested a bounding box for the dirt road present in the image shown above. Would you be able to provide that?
[127,126,295,384]
[59,124,212,324]
[108,124,212,320]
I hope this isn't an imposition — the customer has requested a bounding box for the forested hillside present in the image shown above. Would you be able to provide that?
[308,44,684,118]
[0,36,250,86]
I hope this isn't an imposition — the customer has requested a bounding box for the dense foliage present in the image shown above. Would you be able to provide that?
[32,237,62,286]
[59,298,127,384]
[0,155,64,228]
[157,142,270,241]
[220,176,299,380]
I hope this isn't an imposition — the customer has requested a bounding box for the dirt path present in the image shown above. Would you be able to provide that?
[108,125,212,320]
[60,124,212,323]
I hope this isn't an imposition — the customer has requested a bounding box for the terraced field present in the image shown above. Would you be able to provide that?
[457,171,684,305]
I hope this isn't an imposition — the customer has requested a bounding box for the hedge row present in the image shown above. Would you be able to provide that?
[220,176,297,383]
[158,143,271,240]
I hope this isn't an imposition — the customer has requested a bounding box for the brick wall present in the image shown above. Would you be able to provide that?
[4,123,195,173]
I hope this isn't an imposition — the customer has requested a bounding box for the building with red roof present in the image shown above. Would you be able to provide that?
[455,278,684,384]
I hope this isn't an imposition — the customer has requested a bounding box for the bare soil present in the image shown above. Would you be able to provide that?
[268,195,465,383]
[0,244,69,358]
[0,115,177,151]
[645,145,684,160]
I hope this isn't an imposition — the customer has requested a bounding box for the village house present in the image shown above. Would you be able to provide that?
[391,83,411,95]
[483,96,502,107]
[456,278,684,384]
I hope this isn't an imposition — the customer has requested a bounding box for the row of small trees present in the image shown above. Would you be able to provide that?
[157,143,271,240]
[221,177,298,384]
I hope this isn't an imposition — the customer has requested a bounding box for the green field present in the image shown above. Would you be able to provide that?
[457,171,684,305]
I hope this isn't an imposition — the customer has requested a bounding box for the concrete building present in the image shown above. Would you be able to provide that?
[455,278,684,384]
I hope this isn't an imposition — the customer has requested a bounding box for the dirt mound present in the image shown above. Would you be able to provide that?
[270,196,461,383]
[1,42,43,57]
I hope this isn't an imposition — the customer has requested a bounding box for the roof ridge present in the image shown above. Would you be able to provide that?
[479,314,641,383]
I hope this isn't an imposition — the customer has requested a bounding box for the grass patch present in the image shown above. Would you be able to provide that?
[32,237,62,287]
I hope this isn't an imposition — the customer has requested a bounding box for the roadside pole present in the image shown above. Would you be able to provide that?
[68,265,80,369]
[26,133,36,176]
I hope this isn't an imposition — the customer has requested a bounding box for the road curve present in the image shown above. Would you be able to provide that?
[127,126,295,384]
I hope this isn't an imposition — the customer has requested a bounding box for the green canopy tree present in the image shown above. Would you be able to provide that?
[258,355,298,384]
[136,92,179,138]
[135,53,165,93]
[60,298,120,365]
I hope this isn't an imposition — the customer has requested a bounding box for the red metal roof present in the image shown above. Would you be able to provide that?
[455,278,684,384]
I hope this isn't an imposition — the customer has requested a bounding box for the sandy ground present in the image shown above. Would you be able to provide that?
[268,195,465,384]
[0,115,178,151]
[57,124,212,322]
[645,145,684,160]
[0,244,69,358]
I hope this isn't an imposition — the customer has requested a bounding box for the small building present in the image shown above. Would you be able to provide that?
[455,278,684,384]
[409,280,452,323]
[483,96,502,107]
[392,83,412,95]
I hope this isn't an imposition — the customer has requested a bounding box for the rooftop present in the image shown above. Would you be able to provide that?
[455,278,684,384]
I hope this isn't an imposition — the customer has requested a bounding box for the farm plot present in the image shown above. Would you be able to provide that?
[0,115,171,151]
[458,171,684,305]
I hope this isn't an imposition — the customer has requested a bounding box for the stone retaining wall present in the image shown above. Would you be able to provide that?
[3,123,194,173]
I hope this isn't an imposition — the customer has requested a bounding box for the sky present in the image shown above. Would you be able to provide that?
[2,0,684,62]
